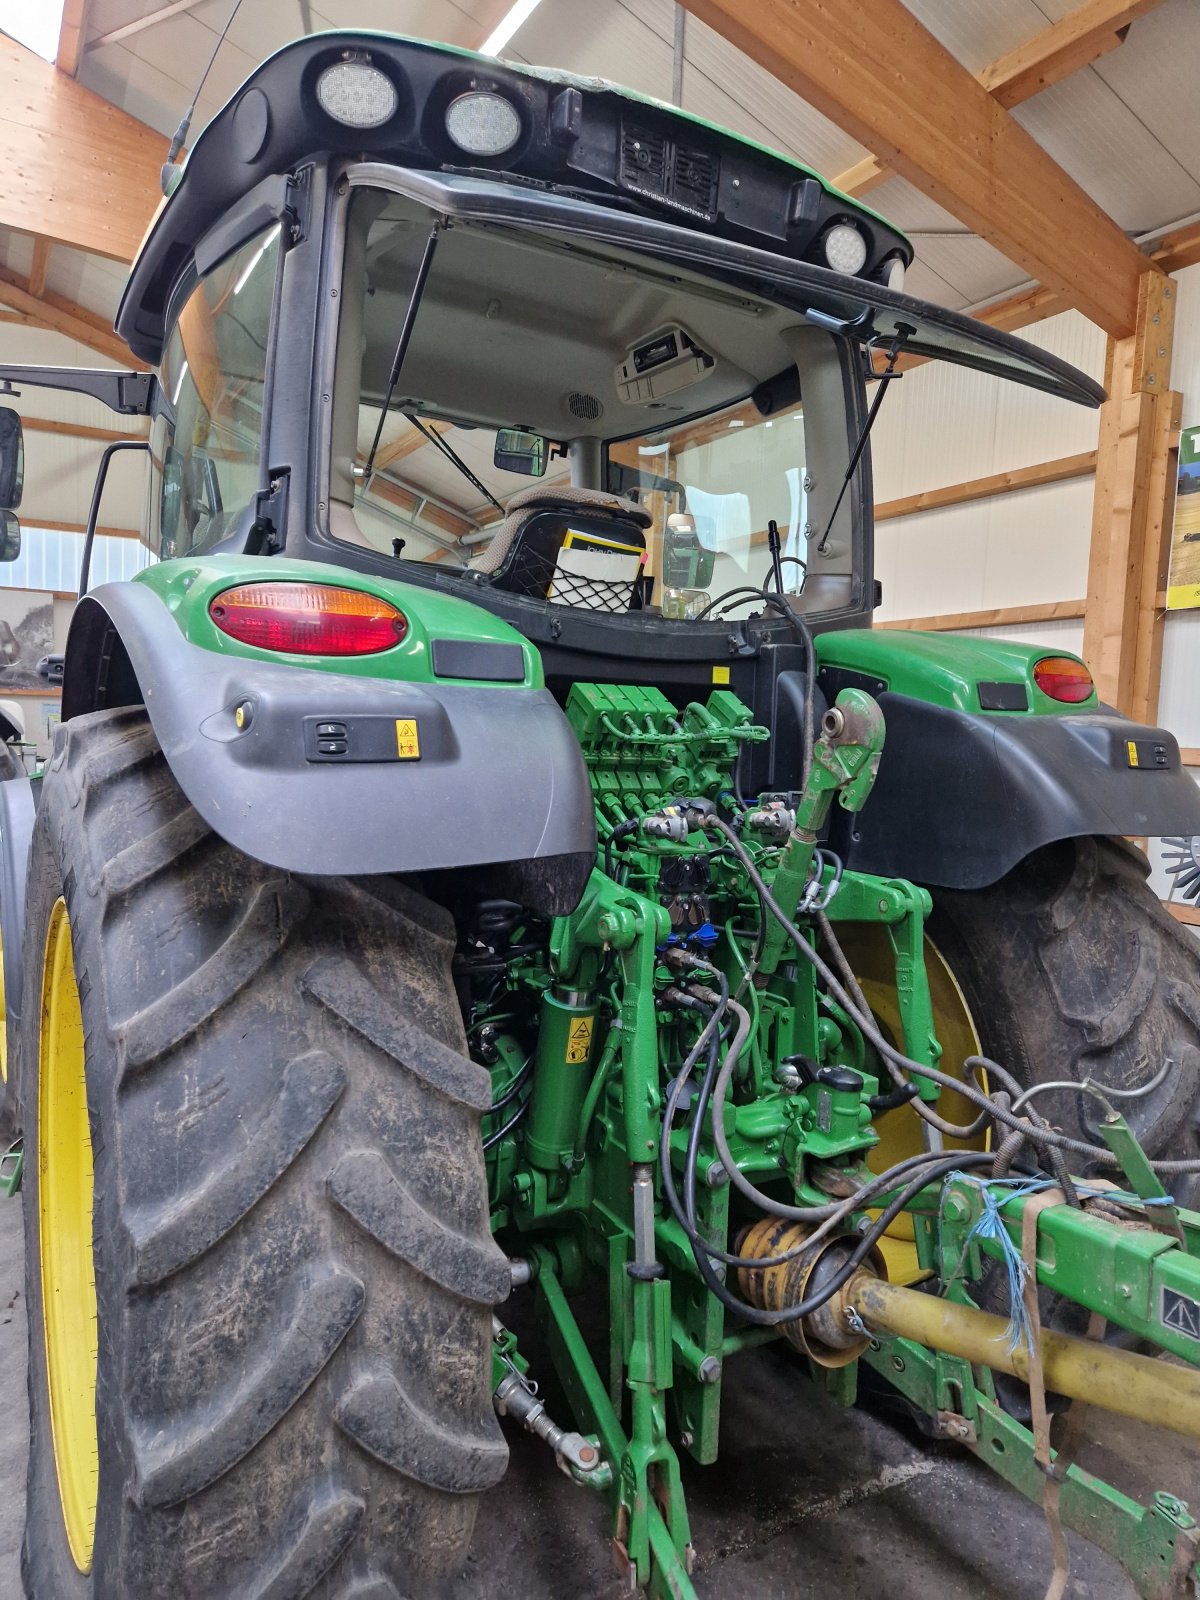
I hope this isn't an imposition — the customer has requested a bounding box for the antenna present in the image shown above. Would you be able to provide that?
[159,0,246,196]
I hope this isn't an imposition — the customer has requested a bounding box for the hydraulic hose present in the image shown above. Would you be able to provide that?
[707,817,1200,1176]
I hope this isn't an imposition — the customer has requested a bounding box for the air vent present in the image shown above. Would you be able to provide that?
[566,391,603,421]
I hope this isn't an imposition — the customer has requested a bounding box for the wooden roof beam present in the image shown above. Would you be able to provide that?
[0,265,144,367]
[0,37,163,263]
[680,0,1158,335]
[56,0,89,78]
[980,0,1166,108]
[833,0,1167,202]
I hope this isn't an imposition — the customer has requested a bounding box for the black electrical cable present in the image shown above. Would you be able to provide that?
[482,1095,530,1151]
[487,1052,534,1113]
[709,815,1200,1175]
[657,987,987,1271]
[679,1149,995,1327]
[701,584,818,786]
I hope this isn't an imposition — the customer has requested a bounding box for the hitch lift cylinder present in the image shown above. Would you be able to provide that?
[526,986,599,1171]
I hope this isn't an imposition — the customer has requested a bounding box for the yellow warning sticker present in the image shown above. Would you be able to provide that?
[566,1015,594,1065]
[1127,740,1139,768]
[395,719,420,759]
[711,666,730,685]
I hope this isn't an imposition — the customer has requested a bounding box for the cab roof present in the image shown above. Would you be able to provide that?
[116,30,912,364]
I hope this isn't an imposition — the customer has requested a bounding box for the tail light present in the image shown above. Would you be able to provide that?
[1032,655,1093,704]
[209,583,407,656]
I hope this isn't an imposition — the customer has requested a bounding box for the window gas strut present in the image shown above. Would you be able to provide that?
[363,221,443,485]
[811,318,914,554]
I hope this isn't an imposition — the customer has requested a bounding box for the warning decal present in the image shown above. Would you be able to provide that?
[566,1016,594,1065]
[1163,1286,1200,1343]
[1127,740,1139,768]
[395,719,420,759]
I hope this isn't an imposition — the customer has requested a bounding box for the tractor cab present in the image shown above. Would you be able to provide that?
[108,36,1099,676]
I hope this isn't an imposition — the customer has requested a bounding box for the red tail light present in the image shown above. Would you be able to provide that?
[1032,655,1093,704]
[209,583,407,656]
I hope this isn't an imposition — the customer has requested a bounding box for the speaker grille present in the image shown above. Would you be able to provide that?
[566,391,603,421]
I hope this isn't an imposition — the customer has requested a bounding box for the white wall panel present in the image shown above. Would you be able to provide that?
[874,477,1093,621]
[1158,611,1200,746]
[956,620,1086,657]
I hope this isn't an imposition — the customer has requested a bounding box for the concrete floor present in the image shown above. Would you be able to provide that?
[0,1193,1191,1599]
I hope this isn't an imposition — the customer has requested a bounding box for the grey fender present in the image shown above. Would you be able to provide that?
[63,584,596,913]
[0,771,36,1040]
[830,691,1200,890]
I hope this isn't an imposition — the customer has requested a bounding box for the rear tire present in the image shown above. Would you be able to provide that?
[927,835,1200,1204]
[21,707,509,1597]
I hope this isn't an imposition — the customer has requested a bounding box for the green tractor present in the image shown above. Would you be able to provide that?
[2,31,1200,1599]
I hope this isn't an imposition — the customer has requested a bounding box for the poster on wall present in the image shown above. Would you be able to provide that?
[0,587,60,688]
[1167,424,1200,610]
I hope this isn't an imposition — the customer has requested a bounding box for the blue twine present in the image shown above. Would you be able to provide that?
[937,1173,1175,1357]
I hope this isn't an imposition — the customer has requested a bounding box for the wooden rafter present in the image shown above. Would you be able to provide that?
[28,239,52,301]
[1151,219,1200,276]
[0,265,142,367]
[23,417,148,444]
[980,0,1166,108]
[876,452,1097,523]
[832,0,1167,200]
[56,0,89,78]
[679,0,1157,336]
[1082,273,1182,718]
[0,38,162,263]
[877,598,1086,632]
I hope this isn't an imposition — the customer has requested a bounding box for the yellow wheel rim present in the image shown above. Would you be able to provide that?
[38,898,98,1573]
[836,923,986,1285]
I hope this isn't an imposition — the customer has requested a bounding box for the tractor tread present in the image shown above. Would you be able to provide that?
[247,1486,365,1600]
[329,1148,510,1304]
[99,805,212,899]
[134,1263,365,1507]
[301,954,491,1110]
[127,1050,347,1285]
[22,708,504,1597]
[930,834,1200,1205]
[336,1365,509,1494]
[334,1573,407,1600]
[116,878,310,1070]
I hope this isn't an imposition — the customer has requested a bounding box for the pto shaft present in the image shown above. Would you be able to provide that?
[850,1274,1200,1443]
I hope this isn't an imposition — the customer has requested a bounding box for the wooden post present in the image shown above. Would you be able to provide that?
[1082,271,1181,720]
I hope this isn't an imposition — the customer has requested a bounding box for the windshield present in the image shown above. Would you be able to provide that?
[329,186,864,624]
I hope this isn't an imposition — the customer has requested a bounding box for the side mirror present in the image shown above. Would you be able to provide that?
[494,428,546,478]
[0,511,21,563]
[0,407,23,509]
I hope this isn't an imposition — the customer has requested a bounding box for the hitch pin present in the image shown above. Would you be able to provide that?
[492,1318,607,1486]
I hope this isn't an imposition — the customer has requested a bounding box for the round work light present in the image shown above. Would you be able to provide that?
[822,222,869,276]
[445,91,523,156]
[316,59,398,129]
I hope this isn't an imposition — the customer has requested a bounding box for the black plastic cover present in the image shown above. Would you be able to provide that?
[832,692,1200,890]
[64,583,596,911]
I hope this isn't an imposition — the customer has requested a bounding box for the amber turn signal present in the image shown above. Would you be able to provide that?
[1032,655,1094,704]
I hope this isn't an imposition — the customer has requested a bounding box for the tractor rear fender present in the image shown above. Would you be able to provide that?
[830,689,1200,890]
[61,581,596,913]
